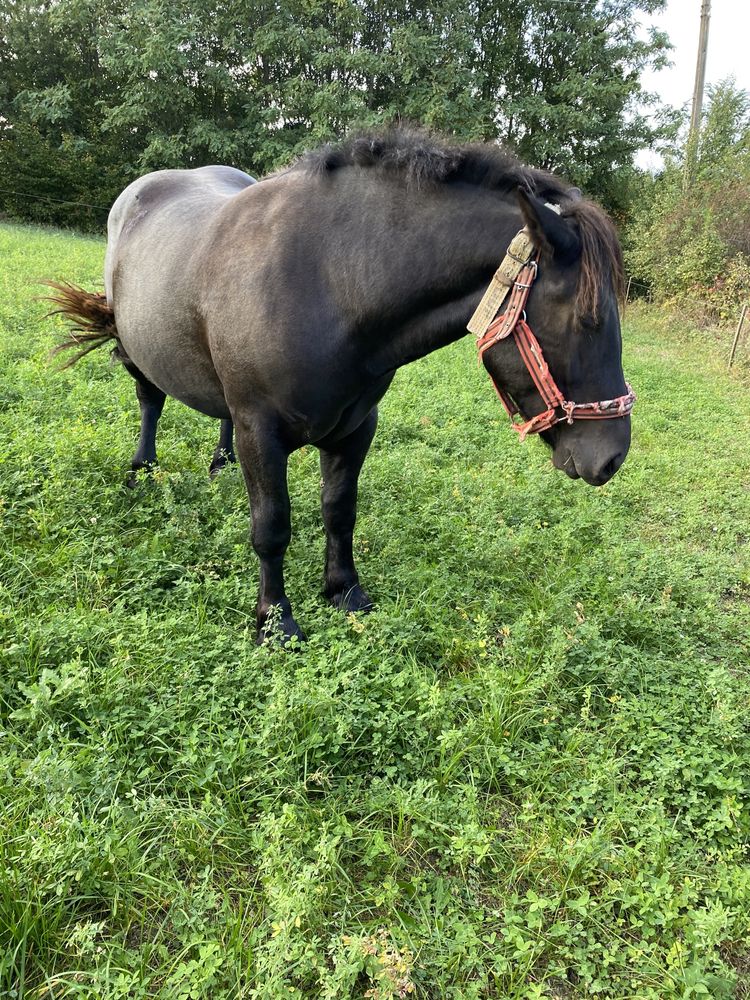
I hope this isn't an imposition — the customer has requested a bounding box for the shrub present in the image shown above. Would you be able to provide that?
[625,79,750,324]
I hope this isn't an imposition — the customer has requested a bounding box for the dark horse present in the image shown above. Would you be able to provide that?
[48,129,632,643]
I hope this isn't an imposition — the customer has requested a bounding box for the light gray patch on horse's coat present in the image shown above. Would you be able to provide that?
[105,166,256,419]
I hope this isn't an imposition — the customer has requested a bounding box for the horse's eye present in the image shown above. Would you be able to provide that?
[579,315,598,333]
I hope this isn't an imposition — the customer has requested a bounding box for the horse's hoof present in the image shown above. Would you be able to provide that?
[256,614,307,648]
[209,452,236,478]
[125,464,156,489]
[329,584,374,613]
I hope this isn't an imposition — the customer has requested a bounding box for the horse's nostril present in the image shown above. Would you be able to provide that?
[598,452,623,483]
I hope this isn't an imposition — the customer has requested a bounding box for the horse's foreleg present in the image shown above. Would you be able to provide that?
[126,369,166,488]
[209,418,236,478]
[233,414,304,645]
[318,408,377,613]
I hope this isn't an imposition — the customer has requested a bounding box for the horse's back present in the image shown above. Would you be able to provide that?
[105,165,255,302]
[105,165,256,418]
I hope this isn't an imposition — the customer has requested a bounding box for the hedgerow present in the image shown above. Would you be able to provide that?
[625,79,750,325]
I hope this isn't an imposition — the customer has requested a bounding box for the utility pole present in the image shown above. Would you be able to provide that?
[689,0,711,138]
[684,0,711,189]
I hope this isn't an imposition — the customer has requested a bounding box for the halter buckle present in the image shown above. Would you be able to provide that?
[513,258,538,290]
[507,248,532,266]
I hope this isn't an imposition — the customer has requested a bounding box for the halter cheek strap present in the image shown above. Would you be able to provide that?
[468,230,635,441]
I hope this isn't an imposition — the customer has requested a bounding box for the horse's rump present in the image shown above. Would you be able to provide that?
[103,166,257,418]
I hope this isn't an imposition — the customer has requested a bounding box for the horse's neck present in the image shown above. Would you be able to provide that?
[359,184,521,373]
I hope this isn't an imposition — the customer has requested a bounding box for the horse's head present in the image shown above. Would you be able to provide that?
[480,189,632,487]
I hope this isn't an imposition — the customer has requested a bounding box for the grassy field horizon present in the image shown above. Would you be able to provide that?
[1,221,749,998]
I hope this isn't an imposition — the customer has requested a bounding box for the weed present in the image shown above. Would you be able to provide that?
[1,223,749,997]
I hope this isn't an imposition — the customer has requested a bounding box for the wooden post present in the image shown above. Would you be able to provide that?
[621,276,633,319]
[684,0,712,191]
[728,302,748,370]
[689,0,712,141]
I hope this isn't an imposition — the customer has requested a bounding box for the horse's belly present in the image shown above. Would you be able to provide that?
[116,312,231,420]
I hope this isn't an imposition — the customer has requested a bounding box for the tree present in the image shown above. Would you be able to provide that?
[0,0,128,226]
[0,0,671,228]
[466,0,672,211]
[625,78,750,312]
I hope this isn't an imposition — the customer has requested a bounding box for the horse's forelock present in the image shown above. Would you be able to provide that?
[562,199,625,322]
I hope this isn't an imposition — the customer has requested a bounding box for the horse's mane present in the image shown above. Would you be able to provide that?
[296,127,624,317]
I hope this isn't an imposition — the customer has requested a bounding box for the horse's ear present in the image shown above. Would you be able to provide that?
[517,188,580,263]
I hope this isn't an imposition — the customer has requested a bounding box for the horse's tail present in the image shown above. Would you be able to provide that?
[43,281,118,369]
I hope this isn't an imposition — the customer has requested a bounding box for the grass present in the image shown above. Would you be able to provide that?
[1,220,749,999]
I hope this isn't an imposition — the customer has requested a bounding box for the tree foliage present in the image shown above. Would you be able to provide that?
[1,0,670,228]
[625,78,750,321]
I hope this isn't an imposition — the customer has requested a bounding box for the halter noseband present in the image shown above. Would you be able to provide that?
[467,228,635,442]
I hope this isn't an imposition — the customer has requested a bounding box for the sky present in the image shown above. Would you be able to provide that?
[637,0,750,168]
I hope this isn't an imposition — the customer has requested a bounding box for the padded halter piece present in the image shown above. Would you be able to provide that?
[467,228,636,442]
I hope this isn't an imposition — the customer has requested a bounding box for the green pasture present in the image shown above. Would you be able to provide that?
[1,221,749,998]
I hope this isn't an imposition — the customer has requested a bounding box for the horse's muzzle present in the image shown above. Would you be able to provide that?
[554,446,627,486]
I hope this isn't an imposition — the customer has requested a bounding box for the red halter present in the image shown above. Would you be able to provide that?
[475,258,636,441]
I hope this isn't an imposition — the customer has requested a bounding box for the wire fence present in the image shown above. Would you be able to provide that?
[623,275,653,311]
[0,187,110,213]
[0,185,111,233]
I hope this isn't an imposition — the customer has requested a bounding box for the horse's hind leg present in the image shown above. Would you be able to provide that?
[119,355,166,488]
[209,419,236,477]
[318,408,377,612]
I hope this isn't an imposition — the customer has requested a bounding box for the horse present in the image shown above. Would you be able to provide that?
[47,128,634,644]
